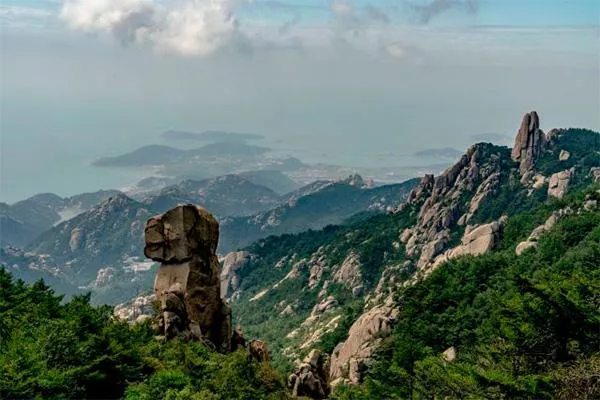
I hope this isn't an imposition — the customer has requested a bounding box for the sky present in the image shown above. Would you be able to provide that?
[1,0,599,202]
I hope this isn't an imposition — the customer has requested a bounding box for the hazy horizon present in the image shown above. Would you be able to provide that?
[1,0,598,203]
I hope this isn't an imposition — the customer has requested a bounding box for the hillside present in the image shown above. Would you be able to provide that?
[0,190,122,247]
[223,114,600,391]
[20,194,158,303]
[220,176,418,252]
[143,174,282,217]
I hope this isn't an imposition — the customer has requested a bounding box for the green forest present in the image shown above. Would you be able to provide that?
[0,269,290,400]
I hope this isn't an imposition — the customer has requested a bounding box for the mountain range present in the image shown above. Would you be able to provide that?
[1,172,417,303]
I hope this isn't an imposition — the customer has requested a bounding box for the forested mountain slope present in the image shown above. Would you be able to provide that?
[224,115,600,396]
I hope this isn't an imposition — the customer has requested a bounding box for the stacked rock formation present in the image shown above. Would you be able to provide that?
[511,111,546,175]
[144,205,232,351]
[288,349,330,399]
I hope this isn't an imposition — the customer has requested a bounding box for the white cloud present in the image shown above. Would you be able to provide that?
[60,0,237,56]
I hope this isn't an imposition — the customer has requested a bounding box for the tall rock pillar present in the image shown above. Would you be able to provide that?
[144,204,231,351]
[511,111,546,175]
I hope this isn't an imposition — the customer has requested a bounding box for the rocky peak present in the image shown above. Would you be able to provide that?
[405,174,434,205]
[96,194,137,214]
[511,111,546,175]
[341,174,371,188]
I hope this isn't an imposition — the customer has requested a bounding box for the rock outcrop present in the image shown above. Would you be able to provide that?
[220,251,252,300]
[69,227,85,251]
[432,219,505,268]
[332,252,363,295]
[559,150,570,161]
[114,294,155,324]
[400,143,505,272]
[288,349,330,399]
[548,168,574,198]
[145,205,232,351]
[515,208,573,255]
[442,346,457,362]
[248,339,270,363]
[511,111,546,175]
[329,302,398,385]
[591,167,600,183]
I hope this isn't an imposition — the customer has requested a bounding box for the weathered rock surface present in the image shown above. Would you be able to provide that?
[515,208,572,255]
[220,251,252,300]
[114,294,155,324]
[443,346,457,362]
[433,219,504,268]
[548,168,574,198]
[329,302,398,385]
[248,339,270,363]
[401,143,505,272]
[288,349,330,399]
[559,150,570,161]
[515,240,537,255]
[69,227,85,251]
[591,167,600,183]
[511,111,546,175]
[145,205,231,351]
[332,252,363,294]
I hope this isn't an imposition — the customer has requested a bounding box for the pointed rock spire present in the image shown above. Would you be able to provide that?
[511,111,546,175]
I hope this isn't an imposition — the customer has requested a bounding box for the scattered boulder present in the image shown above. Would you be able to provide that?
[442,346,457,362]
[93,267,115,287]
[114,294,155,324]
[144,205,232,351]
[548,168,574,199]
[559,150,570,161]
[532,174,547,190]
[511,111,546,175]
[405,174,434,205]
[288,349,330,399]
